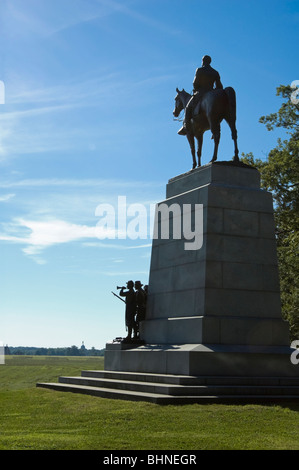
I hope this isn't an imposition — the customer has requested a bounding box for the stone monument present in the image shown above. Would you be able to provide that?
[104,161,297,379]
[37,58,299,403]
[38,161,299,404]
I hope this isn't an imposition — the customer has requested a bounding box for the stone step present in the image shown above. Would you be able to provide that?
[58,375,299,396]
[37,382,173,404]
[36,382,299,405]
[81,370,299,387]
[82,370,200,384]
[36,369,299,404]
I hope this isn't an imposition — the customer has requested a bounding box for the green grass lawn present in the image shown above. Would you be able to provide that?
[0,355,299,450]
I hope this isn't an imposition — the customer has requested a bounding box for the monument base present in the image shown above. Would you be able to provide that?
[104,342,299,378]
[36,340,299,405]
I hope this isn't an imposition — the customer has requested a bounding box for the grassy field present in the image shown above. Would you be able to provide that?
[0,355,299,450]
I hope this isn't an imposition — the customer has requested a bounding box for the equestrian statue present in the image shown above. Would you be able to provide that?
[173,55,239,169]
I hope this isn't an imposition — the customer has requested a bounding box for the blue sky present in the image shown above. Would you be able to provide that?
[0,0,298,349]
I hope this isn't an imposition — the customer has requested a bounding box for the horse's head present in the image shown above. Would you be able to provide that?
[173,88,185,118]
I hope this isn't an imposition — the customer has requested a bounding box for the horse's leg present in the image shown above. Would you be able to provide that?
[187,133,197,170]
[210,123,220,162]
[231,122,239,162]
[223,87,239,162]
[196,133,203,167]
[225,117,239,161]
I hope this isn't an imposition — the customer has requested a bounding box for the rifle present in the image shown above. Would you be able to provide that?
[111,291,125,303]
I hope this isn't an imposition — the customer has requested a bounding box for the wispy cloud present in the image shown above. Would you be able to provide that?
[0,216,152,265]
[0,73,119,158]
[0,177,163,190]
[0,175,161,263]
[2,0,178,161]
[46,0,181,37]
[8,73,120,107]
[0,104,75,121]
[83,241,152,249]
[5,0,181,41]
[4,0,111,38]
[0,218,115,258]
[94,0,181,36]
[0,193,15,202]
[0,67,172,160]
[0,177,163,219]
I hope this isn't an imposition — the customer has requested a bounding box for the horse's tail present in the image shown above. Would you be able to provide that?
[224,86,236,122]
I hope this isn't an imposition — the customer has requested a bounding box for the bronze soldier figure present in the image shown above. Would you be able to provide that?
[119,281,137,341]
[178,55,223,136]
[134,281,146,338]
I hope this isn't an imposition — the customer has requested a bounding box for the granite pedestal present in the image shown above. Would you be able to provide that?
[104,161,298,378]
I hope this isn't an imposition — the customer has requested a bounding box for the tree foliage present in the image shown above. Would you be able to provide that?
[242,85,299,341]
[6,345,105,356]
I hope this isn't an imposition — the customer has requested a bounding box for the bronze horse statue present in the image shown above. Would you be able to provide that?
[173,87,239,169]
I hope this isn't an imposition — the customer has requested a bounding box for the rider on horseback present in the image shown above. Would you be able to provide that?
[178,55,223,135]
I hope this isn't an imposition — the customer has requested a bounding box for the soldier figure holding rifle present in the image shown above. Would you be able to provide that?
[118,281,137,342]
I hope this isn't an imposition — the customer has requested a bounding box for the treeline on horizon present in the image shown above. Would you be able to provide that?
[5,345,105,357]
